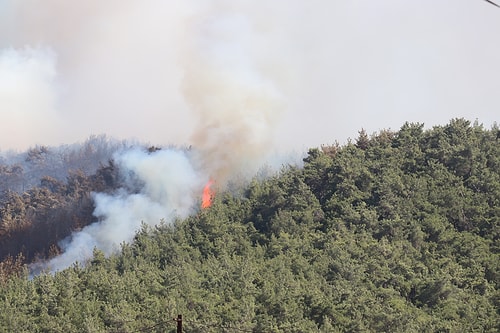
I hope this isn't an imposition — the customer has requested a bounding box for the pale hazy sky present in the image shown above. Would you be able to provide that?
[0,0,499,152]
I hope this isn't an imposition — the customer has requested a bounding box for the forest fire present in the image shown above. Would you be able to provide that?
[201,179,215,208]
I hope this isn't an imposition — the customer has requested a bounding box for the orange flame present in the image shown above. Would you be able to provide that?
[201,179,215,209]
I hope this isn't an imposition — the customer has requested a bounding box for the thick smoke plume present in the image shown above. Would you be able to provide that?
[182,4,287,183]
[21,1,291,273]
[2,1,500,152]
[5,0,499,272]
[0,0,194,150]
[37,148,203,273]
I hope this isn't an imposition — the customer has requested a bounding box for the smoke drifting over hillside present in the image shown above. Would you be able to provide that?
[20,0,293,272]
[0,0,293,155]
[183,4,289,183]
[39,148,203,272]
[2,1,499,272]
[2,1,499,151]
[0,0,191,150]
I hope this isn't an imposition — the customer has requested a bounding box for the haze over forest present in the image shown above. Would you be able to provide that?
[0,2,499,331]
[0,119,498,332]
[1,0,499,153]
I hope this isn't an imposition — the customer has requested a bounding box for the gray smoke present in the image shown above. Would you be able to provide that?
[24,0,292,273]
[182,3,290,183]
[0,0,194,150]
[1,1,499,152]
[7,0,499,272]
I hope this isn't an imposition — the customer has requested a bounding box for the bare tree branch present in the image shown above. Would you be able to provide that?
[484,0,500,8]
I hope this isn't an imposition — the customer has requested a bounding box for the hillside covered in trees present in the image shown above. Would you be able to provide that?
[0,135,130,263]
[0,119,498,332]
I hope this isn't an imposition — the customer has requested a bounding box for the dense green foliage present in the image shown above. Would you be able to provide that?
[0,119,498,332]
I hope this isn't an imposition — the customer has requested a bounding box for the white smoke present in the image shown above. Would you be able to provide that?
[0,0,195,150]
[41,148,205,272]
[0,0,300,154]
[0,47,62,148]
[1,1,500,152]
